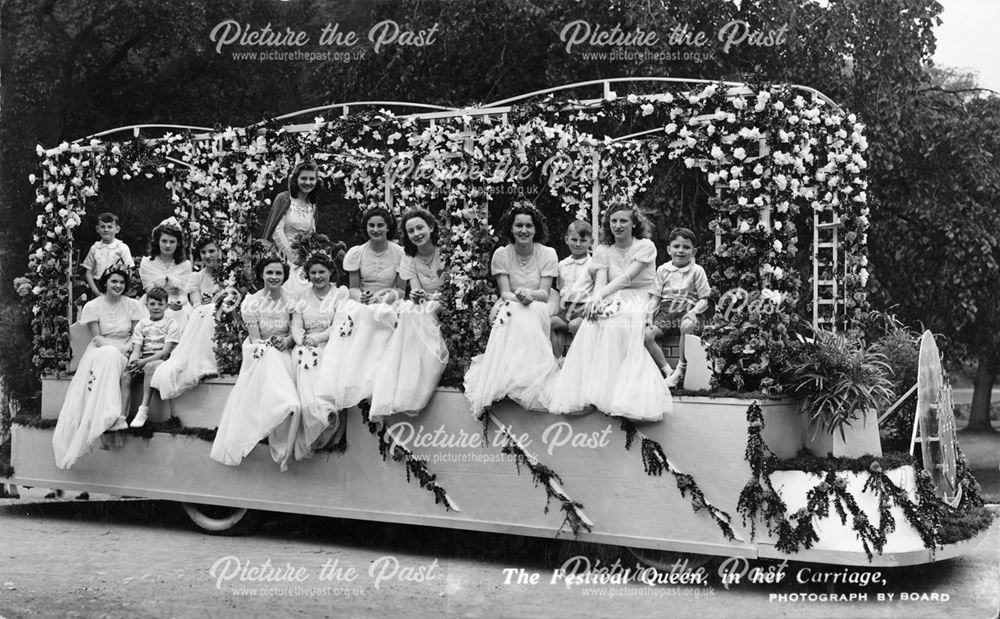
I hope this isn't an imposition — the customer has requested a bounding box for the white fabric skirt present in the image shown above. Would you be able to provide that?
[150,304,217,399]
[210,340,300,467]
[370,300,449,420]
[316,299,396,411]
[463,299,559,419]
[52,340,130,469]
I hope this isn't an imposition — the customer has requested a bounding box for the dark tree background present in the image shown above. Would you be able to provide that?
[1,0,996,430]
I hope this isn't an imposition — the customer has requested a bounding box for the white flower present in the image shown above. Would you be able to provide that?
[684,157,696,168]
[627,94,638,104]
[109,167,118,176]
[859,268,869,286]
[732,181,743,191]
[777,201,789,213]
[28,174,36,184]
[751,178,762,189]
[54,225,63,234]
[711,145,725,160]
[605,90,618,101]
[641,103,654,116]
[774,101,785,111]
[733,147,747,160]
[774,220,783,230]
[754,196,764,206]
[738,220,751,233]
[665,123,679,134]
[773,267,784,280]
[774,175,788,190]
[773,240,783,252]
[732,97,746,110]
[753,163,764,175]
[65,212,81,229]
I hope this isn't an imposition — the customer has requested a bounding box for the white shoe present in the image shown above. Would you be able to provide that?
[130,405,149,428]
[666,365,685,389]
[108,416,129,432]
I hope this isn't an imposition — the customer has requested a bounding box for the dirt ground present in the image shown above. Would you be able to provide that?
[0,496,997,619]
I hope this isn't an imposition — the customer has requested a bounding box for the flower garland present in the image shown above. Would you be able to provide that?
[21,83,872,390]
[620,418,737,542]
[735,402,991,560]
[358,401,460,513]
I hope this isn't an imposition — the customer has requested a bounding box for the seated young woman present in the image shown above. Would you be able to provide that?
[52,266,146,469]
[210,256,300,468]
[138,220,192,333]
[369,208,450,420]
[269,251,350,468]
[547,201,672,422]
[316,207,404,411]
[150,237,222,401]
[464,202,560,418]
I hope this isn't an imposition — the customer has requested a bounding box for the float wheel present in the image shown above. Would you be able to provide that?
[180,502,257,535]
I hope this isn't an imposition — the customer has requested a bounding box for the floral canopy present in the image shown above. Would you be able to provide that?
[20,79,870,395]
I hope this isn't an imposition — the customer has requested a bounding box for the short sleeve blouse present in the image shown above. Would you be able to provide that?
[592,238,657,292]
[491,244,558,291]
[398,250,445,294]
[185,270,219,299]
[343,242,405,292]
[79,296,146,340]
[241,291,292,340]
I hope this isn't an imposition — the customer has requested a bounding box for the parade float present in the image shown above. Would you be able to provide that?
[10,78,992,566]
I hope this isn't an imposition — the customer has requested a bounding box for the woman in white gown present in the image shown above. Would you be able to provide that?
[464,203,560,419]
[138,221,192,333]
[269,252,349,468]
[262,160,320,296]
[370,208,450,420]
[210,256,300,467]
[151,237,221,400]
[547,203,672,422]
[316,207,404,411]
[52,267,146,469]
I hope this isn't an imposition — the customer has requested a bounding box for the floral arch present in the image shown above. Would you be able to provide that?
[20,78,871,395]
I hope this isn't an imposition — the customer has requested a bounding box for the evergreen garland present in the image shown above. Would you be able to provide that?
[358,401,459,513]
[736,401,993,560]
[490,414,592,539]
[621,419,737,542]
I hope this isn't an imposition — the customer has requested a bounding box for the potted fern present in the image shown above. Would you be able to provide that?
[789,329,895,457]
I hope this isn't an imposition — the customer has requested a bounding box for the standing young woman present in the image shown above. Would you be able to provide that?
[269,251,349,468]
[316,207,404,411]
[464,202,560,418]
[369,208,450,420]
[138,220,192,332]
[547,202,672,421]
[151,237,222,400]
[52,266,146,469]
[210,256,300,467]
[262,160,321,295]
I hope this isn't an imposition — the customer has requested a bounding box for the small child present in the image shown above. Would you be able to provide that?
[644,228,711,389]
[123,287,180,427]
[83,212,134,298]
[550,220,595,338]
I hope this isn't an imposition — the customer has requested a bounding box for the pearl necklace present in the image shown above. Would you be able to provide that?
[515,247,534,271]
[417,248,437,267]
[369,242,389,259]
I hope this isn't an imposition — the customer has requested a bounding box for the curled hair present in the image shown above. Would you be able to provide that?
[600,202,651,245]
[193,236,220,258]
[148,224,187,263]
[98,266,131,294]
[254,255,290,286]
[303,250,338,281]
[667,227,698,246]
[146,286,169,303]
[361,206,395,236]
[398,208,441,256]
[288,160,321,202]
[499,201,549,245]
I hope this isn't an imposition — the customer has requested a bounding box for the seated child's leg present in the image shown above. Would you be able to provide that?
[644,325,669,372]
[678,316,699,365]
[550,314,568,332]
[567,316,583,335]
[141,359,164,406]
[120,370,133,414]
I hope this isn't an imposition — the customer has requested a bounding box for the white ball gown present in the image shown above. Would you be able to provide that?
[268,286,349,468]
[463,243,560,419]
[210,290,300,467]
[150,269,220,399]
[52,296,146,469]
[369,249,450,420]
[138,255,192,332]
[547,239,672,422]
[315,241,404,411]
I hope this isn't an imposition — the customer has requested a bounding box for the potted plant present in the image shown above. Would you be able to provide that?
[788,328,895,457]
